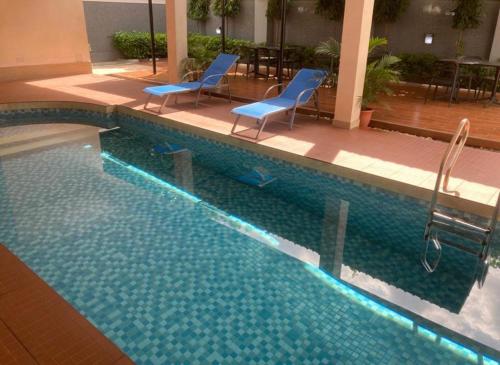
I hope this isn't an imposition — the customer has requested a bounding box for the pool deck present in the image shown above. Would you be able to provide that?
[0,73,499,218]
[0,244,132,365]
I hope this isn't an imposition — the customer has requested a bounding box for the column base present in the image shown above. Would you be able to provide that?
[332,118,359,129]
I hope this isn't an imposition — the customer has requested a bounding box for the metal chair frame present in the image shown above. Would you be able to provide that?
[144,72,233,113]
[231,83,321,140]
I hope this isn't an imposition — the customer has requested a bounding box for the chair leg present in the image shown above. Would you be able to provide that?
[424,84,431,104]
[231,115,241,134]
[433,85,439,100]
[288,107,298,130]
[227,83,232,103]
[159,95,171,114]
[256,117,269,140]
[144,94,152,110]
[195,89,203,108]
[234,62,239,79]
[314,91,320,120]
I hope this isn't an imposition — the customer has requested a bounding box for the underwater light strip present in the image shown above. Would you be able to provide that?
[101,151,201,204]
[101,151,498,364]
[304,265,498,364]
[101,152,279,247]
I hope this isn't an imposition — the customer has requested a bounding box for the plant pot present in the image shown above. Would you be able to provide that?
[359,109,374,129]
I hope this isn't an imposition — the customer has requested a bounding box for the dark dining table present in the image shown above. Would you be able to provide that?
[248,45,293,79]
[441,58,500,106]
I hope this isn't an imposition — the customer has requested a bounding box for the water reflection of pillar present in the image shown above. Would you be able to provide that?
[173,151,193,192]
[319,198,349,277]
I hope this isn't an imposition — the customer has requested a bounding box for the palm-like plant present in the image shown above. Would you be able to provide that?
[315,38,340,77]
[362,37,400,109]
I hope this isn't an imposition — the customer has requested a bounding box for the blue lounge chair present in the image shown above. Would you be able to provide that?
[231,68,327,139]
[143,53,239,113]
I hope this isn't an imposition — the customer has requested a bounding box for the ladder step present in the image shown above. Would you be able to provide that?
[432,211,489,235]
[436,237,482,256]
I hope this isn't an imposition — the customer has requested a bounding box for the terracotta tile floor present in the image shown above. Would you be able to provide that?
[0,72,499,213]
[0,245,132,365]
[106,60,500,148]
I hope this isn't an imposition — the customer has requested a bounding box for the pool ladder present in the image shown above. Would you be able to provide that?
[422,118,500,279]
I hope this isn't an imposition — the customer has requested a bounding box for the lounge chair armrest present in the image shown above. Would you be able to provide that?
[263,84,284,99]
[294,87,317,106]
[181,71,198,82]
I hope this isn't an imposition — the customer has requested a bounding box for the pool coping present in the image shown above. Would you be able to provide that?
[1,100,497,220]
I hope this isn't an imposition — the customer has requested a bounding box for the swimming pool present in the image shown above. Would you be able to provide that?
[0,108,499,364]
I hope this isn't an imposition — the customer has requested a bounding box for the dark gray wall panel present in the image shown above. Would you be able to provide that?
[84,2,166,62]
[83,0,499,62]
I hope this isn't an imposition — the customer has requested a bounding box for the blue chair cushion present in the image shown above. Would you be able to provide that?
[231,97,296,120]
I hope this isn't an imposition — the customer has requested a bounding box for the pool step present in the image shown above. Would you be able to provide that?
[0,124,94,148]
[0,125,99,158]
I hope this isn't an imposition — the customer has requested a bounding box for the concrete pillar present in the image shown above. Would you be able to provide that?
[490,10,500,62]
[333,0,375,129]
[166,0,188,83]
[254,0,267,43]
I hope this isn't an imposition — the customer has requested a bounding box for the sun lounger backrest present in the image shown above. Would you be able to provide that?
[201,53,239,86]
[281,69,327,103]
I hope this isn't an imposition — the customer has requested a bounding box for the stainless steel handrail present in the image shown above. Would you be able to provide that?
[429,118,470,214]
[422,119,470,273]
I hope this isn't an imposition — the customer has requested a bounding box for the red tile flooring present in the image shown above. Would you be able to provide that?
[112,61,500,149]
[0,245,133,365]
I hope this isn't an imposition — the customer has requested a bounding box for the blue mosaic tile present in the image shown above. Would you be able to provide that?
[0,108,498,364]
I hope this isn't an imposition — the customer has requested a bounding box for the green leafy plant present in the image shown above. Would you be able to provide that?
[314,0,345,21]
[212,0,241,17]
[188,0,211,21]
[373,0,410,24]
[112,32,253,67]
[362,37,400,109]
[396,53,439,82]
[112,31,167,59]
[315,38,340,86]
[452,0,483,56]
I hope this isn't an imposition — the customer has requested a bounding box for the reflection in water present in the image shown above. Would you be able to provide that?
[319,197,349,277]
[173,150,194,192]
[2,122,499,363]
[98,127,499,351]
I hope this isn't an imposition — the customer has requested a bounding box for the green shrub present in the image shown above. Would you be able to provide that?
[396,53,439,82]
[112,31,167,59]
[187,33,253,57]
[113,31,256,68]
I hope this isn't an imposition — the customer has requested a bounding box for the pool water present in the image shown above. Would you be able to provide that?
[0,119,498,364]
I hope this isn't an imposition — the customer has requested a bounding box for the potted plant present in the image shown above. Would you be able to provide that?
[360,37,400,128]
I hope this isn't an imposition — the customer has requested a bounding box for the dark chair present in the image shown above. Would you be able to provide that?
[283,48,300,79]
[233,45,254,79]
[457,56,483,100]
[474,67,498,100]
[424,61,458,104]
[257,47,278,79]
